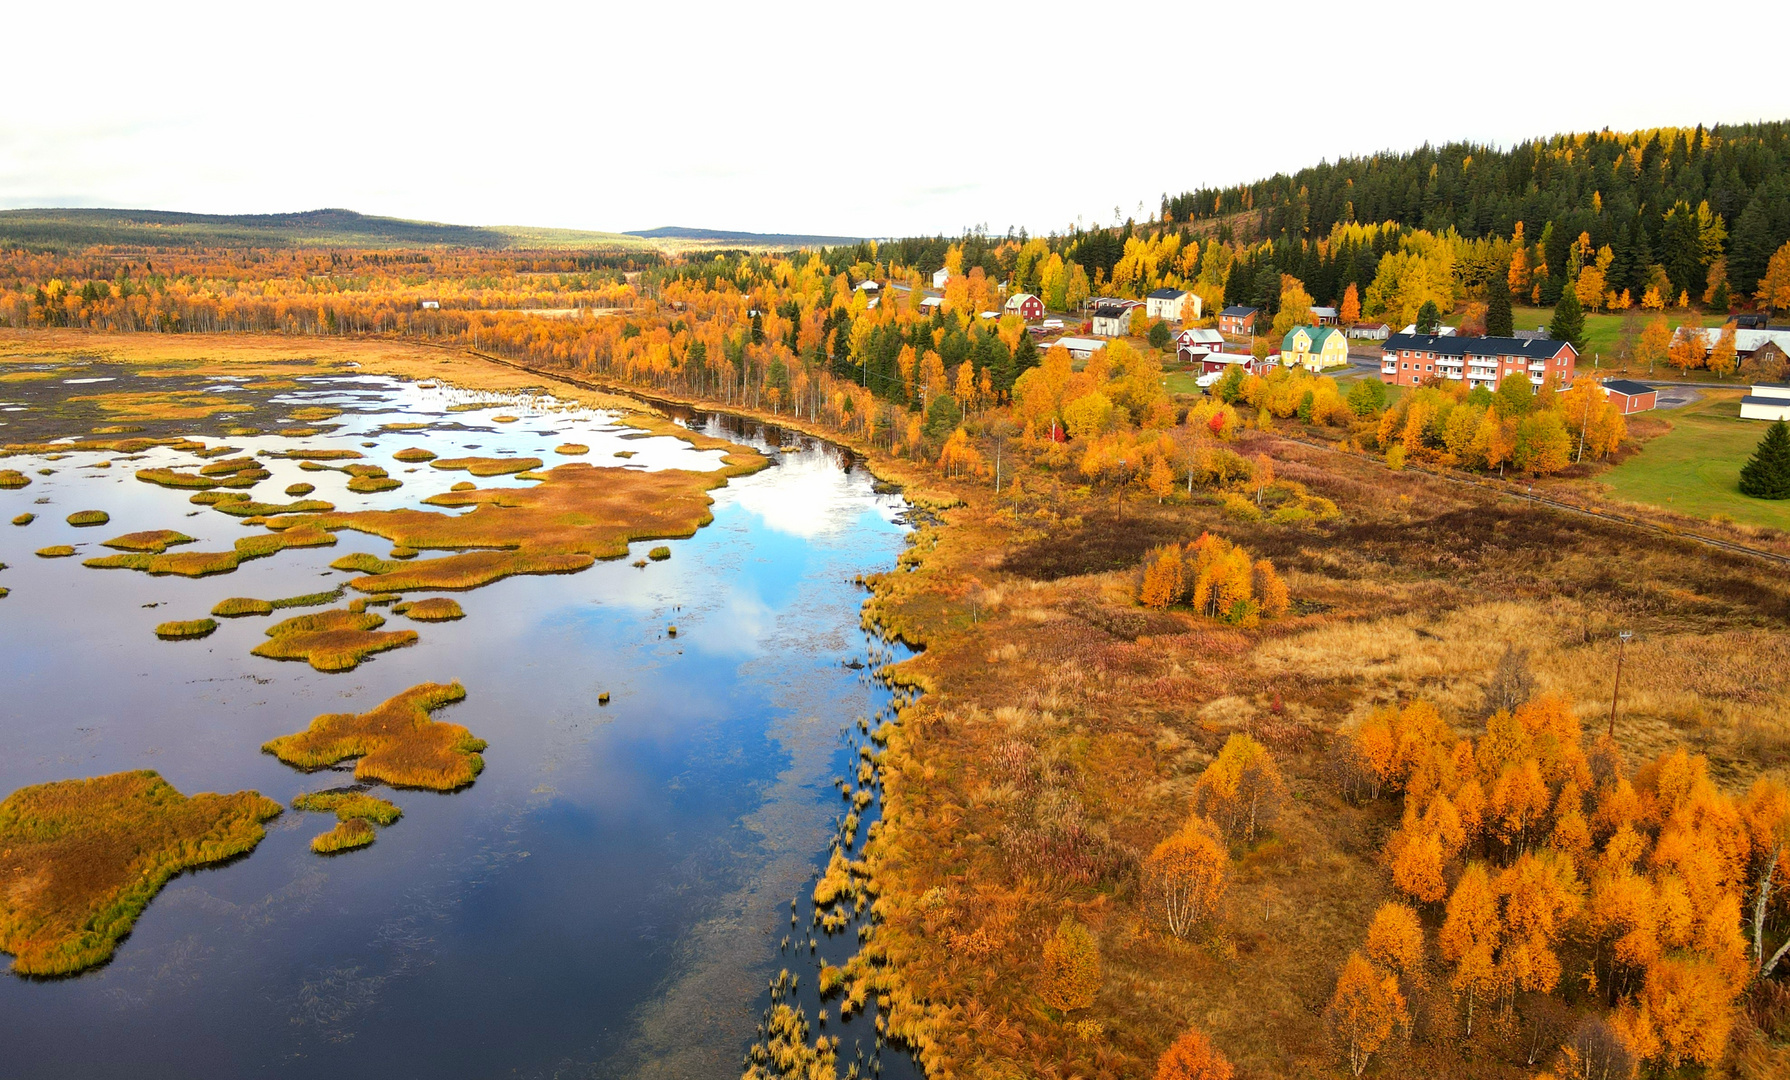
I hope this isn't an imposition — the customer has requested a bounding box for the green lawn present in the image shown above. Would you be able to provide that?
[1509,306,1727,366]
[1163,370,1205,395]
[1600,391,1790,530]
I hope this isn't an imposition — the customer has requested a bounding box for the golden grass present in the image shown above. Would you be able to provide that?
[393,447,436,463]
[285,483,314,496]
[429,456,543,476]
[101,529,194,553]
[154,618,217,639]
[0,469,28,489]
[69,390,246,421]
[249,608,418,671]
[492,415,519,423]
[392,597,463,621]
[276,454,763,593]
[292,790,402,825]
[189,489,248,505]
[648,545,671,560]
[271,449,362,461]
[286,406,343,422]
[554,443,588,455]
[136,467,229,490]
[310,818,375,853]
[210,498,335,518]
[64,510,109,527]
[347,474,401,494]
[12,513,33,525]
[212,597,274,617]
[449,481,474,491]
[84,526,335,577]
[35,545,74,558]
[261,682,485,790]
[0,770,280,975]
[197,457,267,479]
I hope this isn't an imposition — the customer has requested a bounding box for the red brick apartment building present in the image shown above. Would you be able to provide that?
[1380,333,1577,390]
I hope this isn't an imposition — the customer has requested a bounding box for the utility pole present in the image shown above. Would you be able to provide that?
[1607,630,1633,740]
[1576,381,1594,464]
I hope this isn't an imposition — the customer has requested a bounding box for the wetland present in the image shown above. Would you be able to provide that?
[0,344,920,1080]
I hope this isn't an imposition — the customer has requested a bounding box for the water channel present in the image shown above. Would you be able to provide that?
[0,365,921,1079]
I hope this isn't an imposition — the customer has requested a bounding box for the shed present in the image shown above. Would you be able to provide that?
[1600,379,1658,415]
[1051,336,1105,360]
[1740,384,1790,421]
[931,267,951,289]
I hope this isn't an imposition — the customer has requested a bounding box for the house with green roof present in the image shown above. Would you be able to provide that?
[1281,325,1349,371]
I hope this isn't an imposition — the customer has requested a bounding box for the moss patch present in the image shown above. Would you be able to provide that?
[393,597,464,621]
[249,608,418,671]
[154,618,217,639]
[12,513,33,525]
[0,770,280,975]
[261,682,484,790]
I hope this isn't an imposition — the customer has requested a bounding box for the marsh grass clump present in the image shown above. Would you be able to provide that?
[393,447,436,463]
[0,770,280,975]
[430,456,543,476]
[262,682,484,789]
[285,483,315,496]
[0,469,29,489]
[286,406,343,422]
[197,457,270,482]
[297,460,326,472]
[450,481,475,491]
[36,545,75,558]
[101,530,195,553]
[554,444,589,455]
[271,449,362,461]
[212,597,274,617]
[271,585,346,610]
[347,474,401,494]
[66,510,110,527]
[190,490,250,505]
[136,468,223,490]
[648,546,671,561]
[85,527,334,578]
[390,546,418,559]
[393,597,463,621]
[331,552,398,575]
[12,513,34,525]
[292,790,402,825]
[249,608,417,671]
[211,498,334,518]
[155,618,217,639]
[310,818,375,853]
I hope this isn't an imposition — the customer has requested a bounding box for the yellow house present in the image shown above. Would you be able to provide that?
[1281,325,1349,371]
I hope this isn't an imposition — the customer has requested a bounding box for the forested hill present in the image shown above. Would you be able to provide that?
[0,208,651,253]
[1162,122,1790,299]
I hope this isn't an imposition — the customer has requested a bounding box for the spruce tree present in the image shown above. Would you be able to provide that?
[1416,300,1441,333]
[1486,279,1514,337]
[1549,286,1586,353]
[1739,419,1790,499]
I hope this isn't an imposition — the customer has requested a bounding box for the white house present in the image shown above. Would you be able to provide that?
[1740,384,1790,421]
[1311,306,1339,326]
[1090,300,1142,337]
[855,280,880,293]
[932,267,951,289]
[1052,336,1105,360]
[1145,288,1199,323]
[919,295,945,313]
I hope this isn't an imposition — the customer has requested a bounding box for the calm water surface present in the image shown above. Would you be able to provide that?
[0,369,919,1079]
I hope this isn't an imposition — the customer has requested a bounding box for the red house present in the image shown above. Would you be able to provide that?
[1004,292,1044,320]
[1600,379,1657,414]
[1219,305,1259,336]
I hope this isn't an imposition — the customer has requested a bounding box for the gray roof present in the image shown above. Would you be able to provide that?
[1513,329,1551,341]
[1147,288,1189,300]
[1220,305,1258,317]
[1602,379,1655,397]
[1384,333,1576,359]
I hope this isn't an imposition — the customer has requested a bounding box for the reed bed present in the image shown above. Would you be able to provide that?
[0,770,281,975]
[292,790,401,825]
[249,608,417,671]
[261,682,485,790]
[310,818,375,853]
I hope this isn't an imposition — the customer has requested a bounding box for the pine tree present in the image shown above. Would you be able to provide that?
[1549,285,1586,352]
[1415,300,1441,334]
[1486,277,1514,337]
[1739,419,1790,499]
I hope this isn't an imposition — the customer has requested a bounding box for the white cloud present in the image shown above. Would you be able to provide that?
[5,0,1787,237]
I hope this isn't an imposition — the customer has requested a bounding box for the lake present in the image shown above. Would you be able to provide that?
[0,367,920,1080]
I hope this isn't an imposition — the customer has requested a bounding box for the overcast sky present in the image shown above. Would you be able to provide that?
[5,1,1787,239]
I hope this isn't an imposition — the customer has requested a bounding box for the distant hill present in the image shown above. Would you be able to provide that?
[0,208,651,252]
[625,225,868,247]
